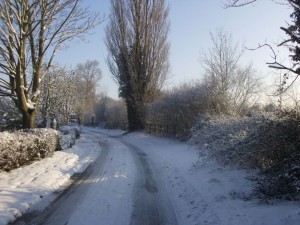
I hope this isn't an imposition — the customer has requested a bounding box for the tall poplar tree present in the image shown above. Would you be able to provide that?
[106,0,170,131]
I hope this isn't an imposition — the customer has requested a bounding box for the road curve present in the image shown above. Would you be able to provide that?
[11,129,178,225]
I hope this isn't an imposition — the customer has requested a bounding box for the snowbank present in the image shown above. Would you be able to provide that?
[0,132,101,225]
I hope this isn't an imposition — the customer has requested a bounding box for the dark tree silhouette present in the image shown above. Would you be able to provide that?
[106,0,170,131]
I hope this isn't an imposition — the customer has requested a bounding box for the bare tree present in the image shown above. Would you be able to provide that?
[75,60,102,125]
[200,29,261,115]
[230,64,262,114]
[94,94,127,129]
[38,66,83,126]
[106,0,170,131]
[38,67,59,127]
[287,84,300,118]
[224,0,300,91]
[223,0,287,7]
[0,0,100,128]
[38,60,102,127]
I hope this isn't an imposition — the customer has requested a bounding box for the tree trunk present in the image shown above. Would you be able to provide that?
[22,110,36,129]
[126,98,145,131]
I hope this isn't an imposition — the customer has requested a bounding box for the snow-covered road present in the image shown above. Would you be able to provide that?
[11,129,177,225]
[1,127,299,225]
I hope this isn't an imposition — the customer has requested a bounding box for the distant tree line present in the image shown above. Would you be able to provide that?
[38,60,102,127]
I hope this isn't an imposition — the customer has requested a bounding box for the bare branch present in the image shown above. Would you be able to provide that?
[223,0,257,8]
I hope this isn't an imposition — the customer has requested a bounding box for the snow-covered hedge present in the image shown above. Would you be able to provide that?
[0,129,59,172]
[190,114,300,199]
[233,118,300,199]
[189,115,264,165]
[58,125,81,150]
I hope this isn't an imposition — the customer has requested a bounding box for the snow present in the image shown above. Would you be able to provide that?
[58,125,79,150]
[26,99,35,110]
[0,127,299,225]
[63,136,135,225]
[0,133,101,225]
[96,128,300,225]
[32,90,40,98]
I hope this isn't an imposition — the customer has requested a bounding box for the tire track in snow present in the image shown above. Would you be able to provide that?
[120,140,178,225]
[84,128,179,225]
[11,129,178,225]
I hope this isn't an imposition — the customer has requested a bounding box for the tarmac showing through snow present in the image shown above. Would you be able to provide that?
[1,127,300,225]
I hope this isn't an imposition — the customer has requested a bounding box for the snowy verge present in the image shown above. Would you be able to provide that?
[0,132,101,225]
[96,128,300,225]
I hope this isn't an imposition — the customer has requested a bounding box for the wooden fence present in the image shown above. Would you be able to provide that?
[146,123,169,135]
[122,123,186,137]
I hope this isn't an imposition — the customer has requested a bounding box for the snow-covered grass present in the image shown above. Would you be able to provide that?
[0,132,101,225]
[100,128,300,225]
[0,127,299,225]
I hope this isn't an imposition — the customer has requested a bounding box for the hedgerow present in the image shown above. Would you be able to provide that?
[0,129,59,172]
[58,125,81,150]
[190,114,300,199]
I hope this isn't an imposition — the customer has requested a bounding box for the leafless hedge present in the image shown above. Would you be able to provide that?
[147,83,209,139]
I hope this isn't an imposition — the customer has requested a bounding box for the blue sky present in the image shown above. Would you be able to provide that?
[54,0,292,99]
